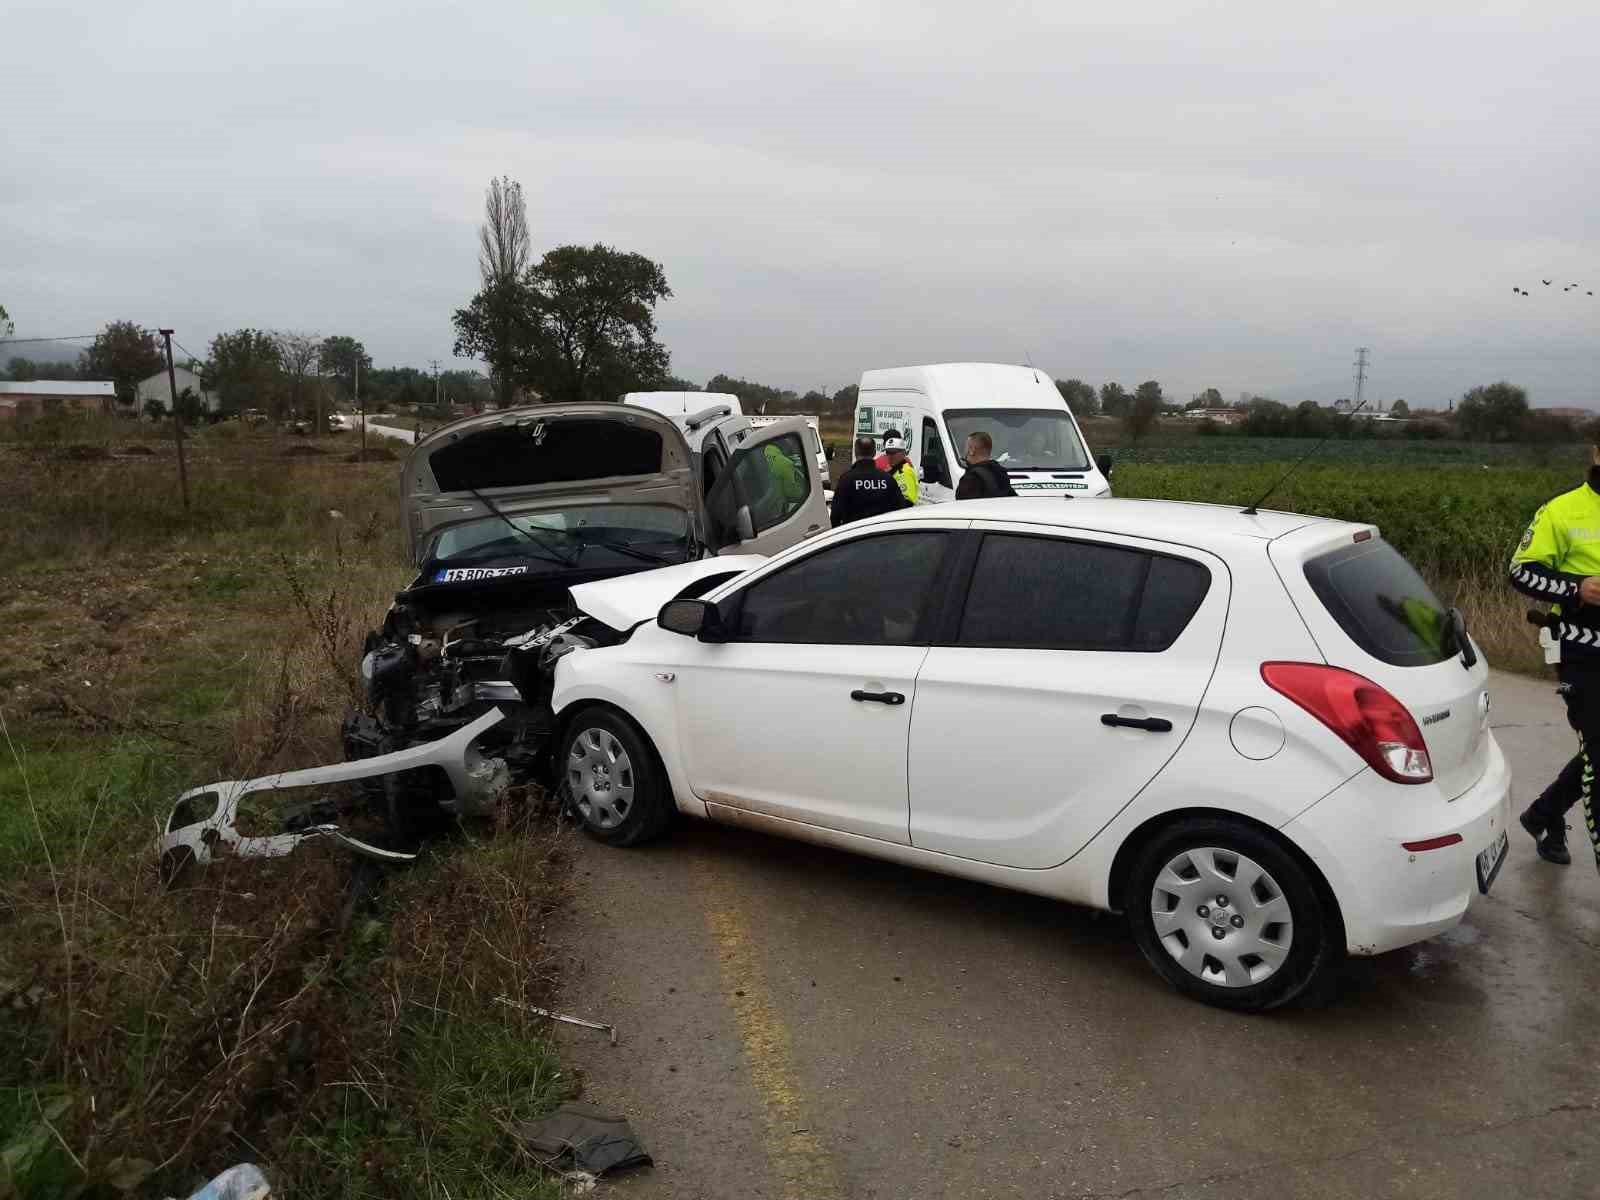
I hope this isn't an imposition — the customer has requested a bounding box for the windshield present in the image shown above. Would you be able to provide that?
[944,409,1090,471]
[430,504,691,569]
[1304,540,1458,667]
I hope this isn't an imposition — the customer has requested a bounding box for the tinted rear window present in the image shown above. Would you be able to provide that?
[429,420,664,492]
[1303,540,1452,667]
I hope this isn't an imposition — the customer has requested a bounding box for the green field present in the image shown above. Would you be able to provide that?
[1103,436,1591,468]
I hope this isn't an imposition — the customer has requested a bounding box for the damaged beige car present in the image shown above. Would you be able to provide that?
[158,402,826,867]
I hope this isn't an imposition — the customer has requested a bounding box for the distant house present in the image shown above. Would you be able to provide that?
[1183,407,1244,425]
[135,366,217,415]
[0,380,117,420]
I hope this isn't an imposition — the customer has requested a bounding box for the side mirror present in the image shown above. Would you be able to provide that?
[825,443,837,463]
[658,599,727,642]
[735,505,756,541]
[1095,453,1114,478]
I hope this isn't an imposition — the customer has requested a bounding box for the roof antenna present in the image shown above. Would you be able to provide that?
[1241,398,1368,515]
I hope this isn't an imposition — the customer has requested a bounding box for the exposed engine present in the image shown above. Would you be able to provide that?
[341,580,628,823]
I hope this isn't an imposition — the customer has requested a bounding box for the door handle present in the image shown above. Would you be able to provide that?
[851,690,905,705]
[1101,713,1172,732]
[803,524,824,538]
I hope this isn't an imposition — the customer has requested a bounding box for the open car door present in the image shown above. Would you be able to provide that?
[704,416,829,556]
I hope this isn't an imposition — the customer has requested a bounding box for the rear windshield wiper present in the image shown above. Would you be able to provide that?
[464,486,579,568]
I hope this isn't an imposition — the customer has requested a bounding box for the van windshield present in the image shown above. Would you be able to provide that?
[945,409,1090,471]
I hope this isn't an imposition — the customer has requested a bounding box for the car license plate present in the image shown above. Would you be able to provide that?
[1476,830,1508,894]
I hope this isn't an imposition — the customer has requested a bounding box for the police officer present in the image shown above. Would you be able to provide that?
[1509,447,1600,872]
[831,436,912,527]
[882,431,919,505]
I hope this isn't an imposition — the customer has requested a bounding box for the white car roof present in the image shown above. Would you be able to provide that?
[860,497,1351,551]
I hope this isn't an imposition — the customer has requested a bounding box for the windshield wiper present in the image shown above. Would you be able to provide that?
[463,487,579,568]
[573,537,681,566]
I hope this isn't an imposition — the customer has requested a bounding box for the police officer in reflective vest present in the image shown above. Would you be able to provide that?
[1509,452,1600,871]
[831,436,912,527]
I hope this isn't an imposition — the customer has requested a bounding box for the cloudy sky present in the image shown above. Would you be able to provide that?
[3,0,1597,406]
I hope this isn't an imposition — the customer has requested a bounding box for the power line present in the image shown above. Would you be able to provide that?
[0,334,99,346]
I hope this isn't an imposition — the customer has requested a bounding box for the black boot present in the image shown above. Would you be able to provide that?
[1520,806,1546,842]
[1540,823,1573,866]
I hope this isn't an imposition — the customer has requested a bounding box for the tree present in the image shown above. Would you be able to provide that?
[1201,387,1223,407]
[1389,398,1410,418]
[206,329,284,417]
[1099,382,1129,418]
[830,384,858,419]
[1456,381,1529,441]
[275,332,321,430]
[6,356,40,381]
[473,177,532,407]
[1055,378,1098,417]
[0,303,12,337]
[646,375,701,392]
[175,386,207,425]
[143,398,166,420]
[455,243,674,405]
[317,335,371,400]
[1125,381,1163,441]
[479,176,530,288]
[706,373,798,413]
[83,320,164,409]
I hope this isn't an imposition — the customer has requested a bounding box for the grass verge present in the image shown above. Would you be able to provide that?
[1,440,568,1199]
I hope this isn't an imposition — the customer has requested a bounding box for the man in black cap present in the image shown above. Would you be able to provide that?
[831,436,912,527]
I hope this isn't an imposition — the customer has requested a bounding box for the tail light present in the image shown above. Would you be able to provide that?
[1261,662,1433,784]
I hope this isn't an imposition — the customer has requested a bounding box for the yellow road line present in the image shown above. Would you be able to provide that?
[694,858,840,1200]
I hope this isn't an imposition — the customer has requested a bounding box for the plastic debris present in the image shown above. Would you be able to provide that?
[173,1163,271,1200]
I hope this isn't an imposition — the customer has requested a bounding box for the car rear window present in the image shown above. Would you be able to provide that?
[1303,539,1453,667]
[429,420,664,492]
[956,534,1211,652]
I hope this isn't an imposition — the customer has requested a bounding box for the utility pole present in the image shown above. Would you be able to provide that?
[430,358,442,410]
[158,329,190,511]
[356,357,365,456]
[1352,347,1370,413]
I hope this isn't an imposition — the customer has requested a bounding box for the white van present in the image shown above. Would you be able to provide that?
[854,363,1112,502]
[622,391,743,420]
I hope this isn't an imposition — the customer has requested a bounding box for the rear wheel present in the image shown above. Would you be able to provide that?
[559,708,673,847]
[1126,817,1333,1012]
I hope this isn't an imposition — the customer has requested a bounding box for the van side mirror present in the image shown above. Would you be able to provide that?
[658,599,728,641]
[1095,453,1114,478]
[825,442,837,463]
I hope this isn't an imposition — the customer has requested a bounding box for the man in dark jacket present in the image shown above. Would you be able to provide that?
[831,436,912,526]
[954,431,1016,499]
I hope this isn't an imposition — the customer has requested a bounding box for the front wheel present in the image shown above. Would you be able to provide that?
[1126,818,1334,1012]
[558,708,673,847]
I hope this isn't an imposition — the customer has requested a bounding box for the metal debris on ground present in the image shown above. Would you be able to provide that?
[494,994,619,1044]
[511,1103,653,1179]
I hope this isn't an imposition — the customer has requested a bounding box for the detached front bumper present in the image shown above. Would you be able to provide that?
[157,707,509,870]
[1284,734,1512,956]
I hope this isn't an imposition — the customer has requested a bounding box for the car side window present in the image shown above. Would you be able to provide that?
[729,532,949,645]
[921,418,951,487]
[957,534,1209,651]
[731,432,811,533]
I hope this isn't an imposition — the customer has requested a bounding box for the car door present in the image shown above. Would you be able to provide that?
[704,419,829,556]
[673,529,959,844]
[908,525,1227,868]
[918,414,955,504]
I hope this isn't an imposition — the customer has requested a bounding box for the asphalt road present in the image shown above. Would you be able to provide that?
[548,669,1600,1199]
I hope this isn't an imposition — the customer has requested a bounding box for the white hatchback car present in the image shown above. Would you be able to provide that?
[547,499,1511,1010]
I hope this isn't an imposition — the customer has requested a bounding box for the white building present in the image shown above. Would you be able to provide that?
[135,366,218,415]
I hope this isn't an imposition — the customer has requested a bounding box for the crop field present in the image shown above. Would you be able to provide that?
[1103,436,1592,468]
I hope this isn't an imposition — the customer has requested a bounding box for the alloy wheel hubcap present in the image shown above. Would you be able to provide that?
[1150,846,1294,988]
[567,728,635,829]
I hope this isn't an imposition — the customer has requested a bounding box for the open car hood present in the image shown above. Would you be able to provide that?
[569,555,766,631]
[401,404,701,565]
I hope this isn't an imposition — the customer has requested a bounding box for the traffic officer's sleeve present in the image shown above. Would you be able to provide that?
[897,463,919,505]
[1510,502,1584,601]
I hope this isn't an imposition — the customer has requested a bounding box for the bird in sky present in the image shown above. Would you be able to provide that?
[1543,279,1553,285]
